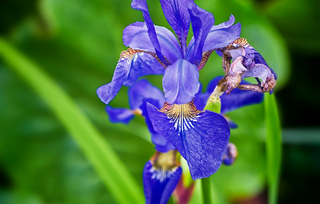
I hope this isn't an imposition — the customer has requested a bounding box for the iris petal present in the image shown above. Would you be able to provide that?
[123,22,182,63]
[123,51,164,86]
[160,0,192,55]
[188,2,214,64]
[105,106,134,124]
[131,0,165,62]
[97,49,163,104]
[129,79,165,110]
[147,102,230,179]
[143,159,182,204]
[140,98,175,152]
[97,51,131,104]
[163,59,199,104]
[186,15,241,62]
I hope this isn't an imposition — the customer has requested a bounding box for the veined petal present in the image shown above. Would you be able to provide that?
[105,106,134,124]
[206,76,264,114]
[202,16,241,52]
[188,2,214,65]
[131,0,177,64]
[123,51,164,86]
[129,79,165,110]
[186,15,241,63]
[163,59,200,104]
[123,22,182,63]
[140,99,175,152]
[97,49,135,104]
[97,49,162,104]
[143,151,182,204]
[147,102,230,180]
[160,0,192,56]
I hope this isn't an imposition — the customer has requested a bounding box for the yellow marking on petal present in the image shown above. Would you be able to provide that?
[131,108,142,116]
[119,48,168,68]
[160,101,201,133]
[120,48,143,60]
[229,37,249,48]
[151,150,179,171]
[160,101,201,119]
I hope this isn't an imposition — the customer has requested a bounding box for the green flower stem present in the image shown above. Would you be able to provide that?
[0,38,144,204]
[265,93,282,204]
[201,85,224,204]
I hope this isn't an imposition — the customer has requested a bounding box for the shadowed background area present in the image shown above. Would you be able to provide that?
[0,0,319,203]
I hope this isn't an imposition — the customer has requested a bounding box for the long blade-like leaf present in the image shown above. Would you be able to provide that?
[265,93,282,204]
[0,38,144,204]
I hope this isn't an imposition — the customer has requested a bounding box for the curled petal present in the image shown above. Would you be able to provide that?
[129,79,165,110]
[163,59,200,104]
[105,106,134,124]
[222,38,277,93]
[124,52,165,86]
[123,22,182,63]
[160,0,192,55]
[186,15,241,63]
[143,151,182,204]
[222,143,238,165]
[97,49,163,104]
[188,2,214,64]
[140,99,175,152]
[147,102,230,180]
[97,49,135,104]
[202,18,241,52]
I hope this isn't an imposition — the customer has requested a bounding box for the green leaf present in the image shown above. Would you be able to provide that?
[0,38,144,204]
[264,93,282,204]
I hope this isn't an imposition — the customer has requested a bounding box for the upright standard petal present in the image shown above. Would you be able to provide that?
[123,22,182,63]
[163,59,199,104]
[97,49,163,104]
[202,16,241,52]
[128,79,165,110]
[160,0,192,56]
[188,2,214,64]
[143,151,182,204]
[186,15,241,64]
[105,106,134,124]
[147,102,230,180]
[131,0,166,64]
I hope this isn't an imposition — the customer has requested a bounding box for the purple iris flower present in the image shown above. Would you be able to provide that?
[96,0,241,105]
[97,0,241,181]
[105,79,181,204]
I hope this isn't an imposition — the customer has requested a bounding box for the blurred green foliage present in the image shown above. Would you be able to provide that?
[0,0,318,203]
